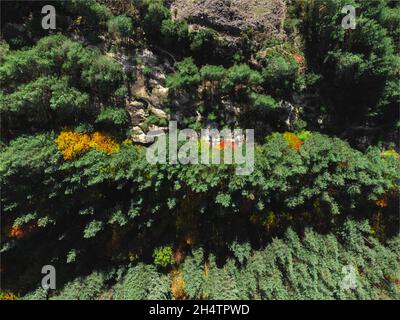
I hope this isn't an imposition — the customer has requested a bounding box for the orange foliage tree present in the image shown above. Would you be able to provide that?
[55,130,120,160]
[283,132,303,151]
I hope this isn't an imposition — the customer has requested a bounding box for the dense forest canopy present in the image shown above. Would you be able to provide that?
[0,0,399,300]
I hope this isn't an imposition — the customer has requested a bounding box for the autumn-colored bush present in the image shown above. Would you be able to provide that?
[171,270,187,300]
[55,130,91,160]
[283,132,303,151]
[9,225,24,238]
[55,130,119,160]
[293,53,305,70]
[382,149,400,160]
[90,131,120,155]
[375,194,388,208]
[214,139,238,150]
[0,292,18,300]
[9,222,37,239]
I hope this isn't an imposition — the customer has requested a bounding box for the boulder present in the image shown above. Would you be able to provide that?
[148,125,169,133]
[150,106,168,119]
[140,49,158,67]
[131,126,144,135]
[127,108,147,126]
[129,100,145,109]
[150,85,170,105]
[131,132,152,144]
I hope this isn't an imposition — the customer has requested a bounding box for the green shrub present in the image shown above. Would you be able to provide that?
[108,15,133,38]
[153,245,175,268]
[0,35,124,138]
[96,107,129,127]
[21,221,400,300]
[114,263,171,299]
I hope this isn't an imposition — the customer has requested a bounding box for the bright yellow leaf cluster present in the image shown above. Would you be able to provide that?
[90,131,120,155]
[55,130,120,160]
[381,149,399,159]
[0,291,18,300]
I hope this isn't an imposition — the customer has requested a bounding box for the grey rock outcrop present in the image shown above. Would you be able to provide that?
[126,102,147,126]
[170,0,286,41]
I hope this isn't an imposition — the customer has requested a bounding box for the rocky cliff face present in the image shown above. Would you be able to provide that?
[170,0,286,40]
[126,0,289,143]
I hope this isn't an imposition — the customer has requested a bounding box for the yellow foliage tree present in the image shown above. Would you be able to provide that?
[171,270,187,300]
[55,130,120,160]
